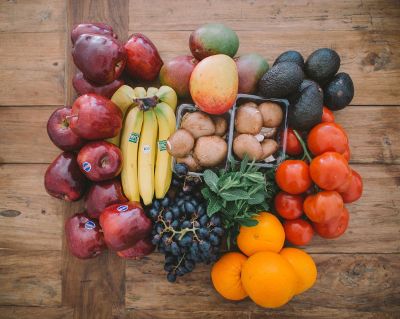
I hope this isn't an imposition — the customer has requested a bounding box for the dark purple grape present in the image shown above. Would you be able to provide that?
[174,163,188,176]
[212,227,224,236]
[209,234,220,246]
[171,242,180,256]
[167,272,177,282]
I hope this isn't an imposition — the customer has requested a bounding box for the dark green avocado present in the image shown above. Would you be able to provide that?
[258,62,304,98]
[305,48,340,85]
[273,51,304,68]
[324,72,354,110]
[289,79,322,103]
[288,83,323,131]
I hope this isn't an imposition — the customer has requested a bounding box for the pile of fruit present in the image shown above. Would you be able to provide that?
[44,21,363,309]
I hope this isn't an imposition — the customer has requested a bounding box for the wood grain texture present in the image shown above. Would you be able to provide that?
[0,164,67,251]
[1,106,398,164]
[0,32,65,106]
[127,30,400,105]
[129,0,400,32]
[125,253,400,314]
[0,0,66,33]
[61,1,128,319]
[0,250,61,306]
[0,306,73,319]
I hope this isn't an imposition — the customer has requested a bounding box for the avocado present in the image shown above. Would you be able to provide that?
[305,48,340,85]
[288,83,323,131]
[324,72,354,110]
[258,62,304,98]
[273,51,304,68]
[289,79,321,104]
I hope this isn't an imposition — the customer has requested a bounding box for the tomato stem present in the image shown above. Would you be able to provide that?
[293,130,313,162]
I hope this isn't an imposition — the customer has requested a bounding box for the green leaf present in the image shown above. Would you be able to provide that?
[201,187,211,199]
[203,170,219,193]
[240,155,249,173]
[248,192,265,205]
[245,172,265,184]
[219,188,250,201]
[207,198,222,216]
[239,218,259,227]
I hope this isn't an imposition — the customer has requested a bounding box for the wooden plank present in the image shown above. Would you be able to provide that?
[125,253,400,314]
[0,0,66,33]
[129,0,400,32]
[128,30,400,105]
[0,32,65,106]
[0,306,73,319]
[0,251,62,306]
[0,164,67,251]
[126,310,251,319]
[61,1,128,319]
[0,106,398,164]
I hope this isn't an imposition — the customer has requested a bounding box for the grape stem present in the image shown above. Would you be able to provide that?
[157,213,200,242]
[293,130,313,162]
[173,253,186,272]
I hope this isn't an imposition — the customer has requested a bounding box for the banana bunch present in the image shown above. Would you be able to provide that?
[111,85,177,205]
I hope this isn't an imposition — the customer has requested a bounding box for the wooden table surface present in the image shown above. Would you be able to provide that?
[0,0,399,318]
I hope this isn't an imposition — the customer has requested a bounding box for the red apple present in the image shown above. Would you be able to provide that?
[72,33,126,85]
[71,23,117,44]
[117,237,154,259]
[159,55,198,97]
[44,152,87,201]
[65,213,106,259]
[99,202,152,251]
[70,94,122,140]
[77,141,122,182]
[124,33,163,81]
[85,178,128,218]
[47,106,86,151]
[73,71,124,98]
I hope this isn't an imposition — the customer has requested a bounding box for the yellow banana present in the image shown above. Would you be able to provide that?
[120,106,143,202]
[156,85,178,111]
[133,87,147,98]
[138,109,158,205]
[154,107,173,199]
[146,87,159,97]
[155,102,176,134]
[108,85,136,146]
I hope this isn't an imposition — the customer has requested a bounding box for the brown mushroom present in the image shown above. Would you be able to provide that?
[261,139,279,158]
[234,105,263,135]
[167,129,195,158]
[212,116,228,136]
[260,127,278,138]
[193,136,228,167]
[176,154,202,172]
[233,134,263,161]
[258,102,283,127]
[181,111,215,139]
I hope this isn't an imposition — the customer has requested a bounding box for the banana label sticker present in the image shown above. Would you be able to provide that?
[84,220,96,230]
[128,132,140,143]
[143,145,151,153]
[82,161,91,172]
[117,205,129,212]
[158,140,167,151]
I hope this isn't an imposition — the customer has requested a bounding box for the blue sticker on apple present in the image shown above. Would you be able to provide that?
[117,205,128,212]
[82,161,91,172]
[84,220,96,230]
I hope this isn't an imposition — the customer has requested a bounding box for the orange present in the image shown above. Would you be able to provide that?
[241,251,297,308]
[211,252,248,301]
[280,247,317,295]
[237,212,285,256]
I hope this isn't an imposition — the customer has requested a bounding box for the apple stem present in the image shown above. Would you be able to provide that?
[132,96,159,111]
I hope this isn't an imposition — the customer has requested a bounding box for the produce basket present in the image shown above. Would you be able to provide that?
[173,103,233,177]
[227,94,289,168]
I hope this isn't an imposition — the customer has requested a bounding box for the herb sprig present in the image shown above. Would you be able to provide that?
[201,157,278,247]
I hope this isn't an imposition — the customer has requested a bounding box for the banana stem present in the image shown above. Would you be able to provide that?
[132,96,159,110]
[293,130,313,162]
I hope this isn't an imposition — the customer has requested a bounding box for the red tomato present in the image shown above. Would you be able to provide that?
[307,122,348,156]
[321,106,335,123]
[342,144,351,162]
[310,152,351,190]
[274,192,304,220]
[303,191,343,223]
[284,219,314,246]
[281,128,302,156]
[339,169,363,203]
[275,160,312,195]
[314,207,350,239]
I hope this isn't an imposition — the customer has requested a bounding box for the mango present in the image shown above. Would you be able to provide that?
[190,54,238,115]
[235,53,269,94]
[189,23,239,61]
[159,55,198,98]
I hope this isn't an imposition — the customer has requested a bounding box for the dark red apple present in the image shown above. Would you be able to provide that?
[70,94,122,140]
[85,178,128,218]
[65,213,106,259]
[117,237,154,259]
[159,55,198,97]
[73,71,124,98]
[77,141,122,182]
[99,202,152,251]
[44,152,87,201]
[71,23,117,44]
[124,33,163,81]
[72,33,126,85]
[47,106,86,151]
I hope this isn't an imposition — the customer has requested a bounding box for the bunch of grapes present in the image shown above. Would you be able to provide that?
[148,164,224,282]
